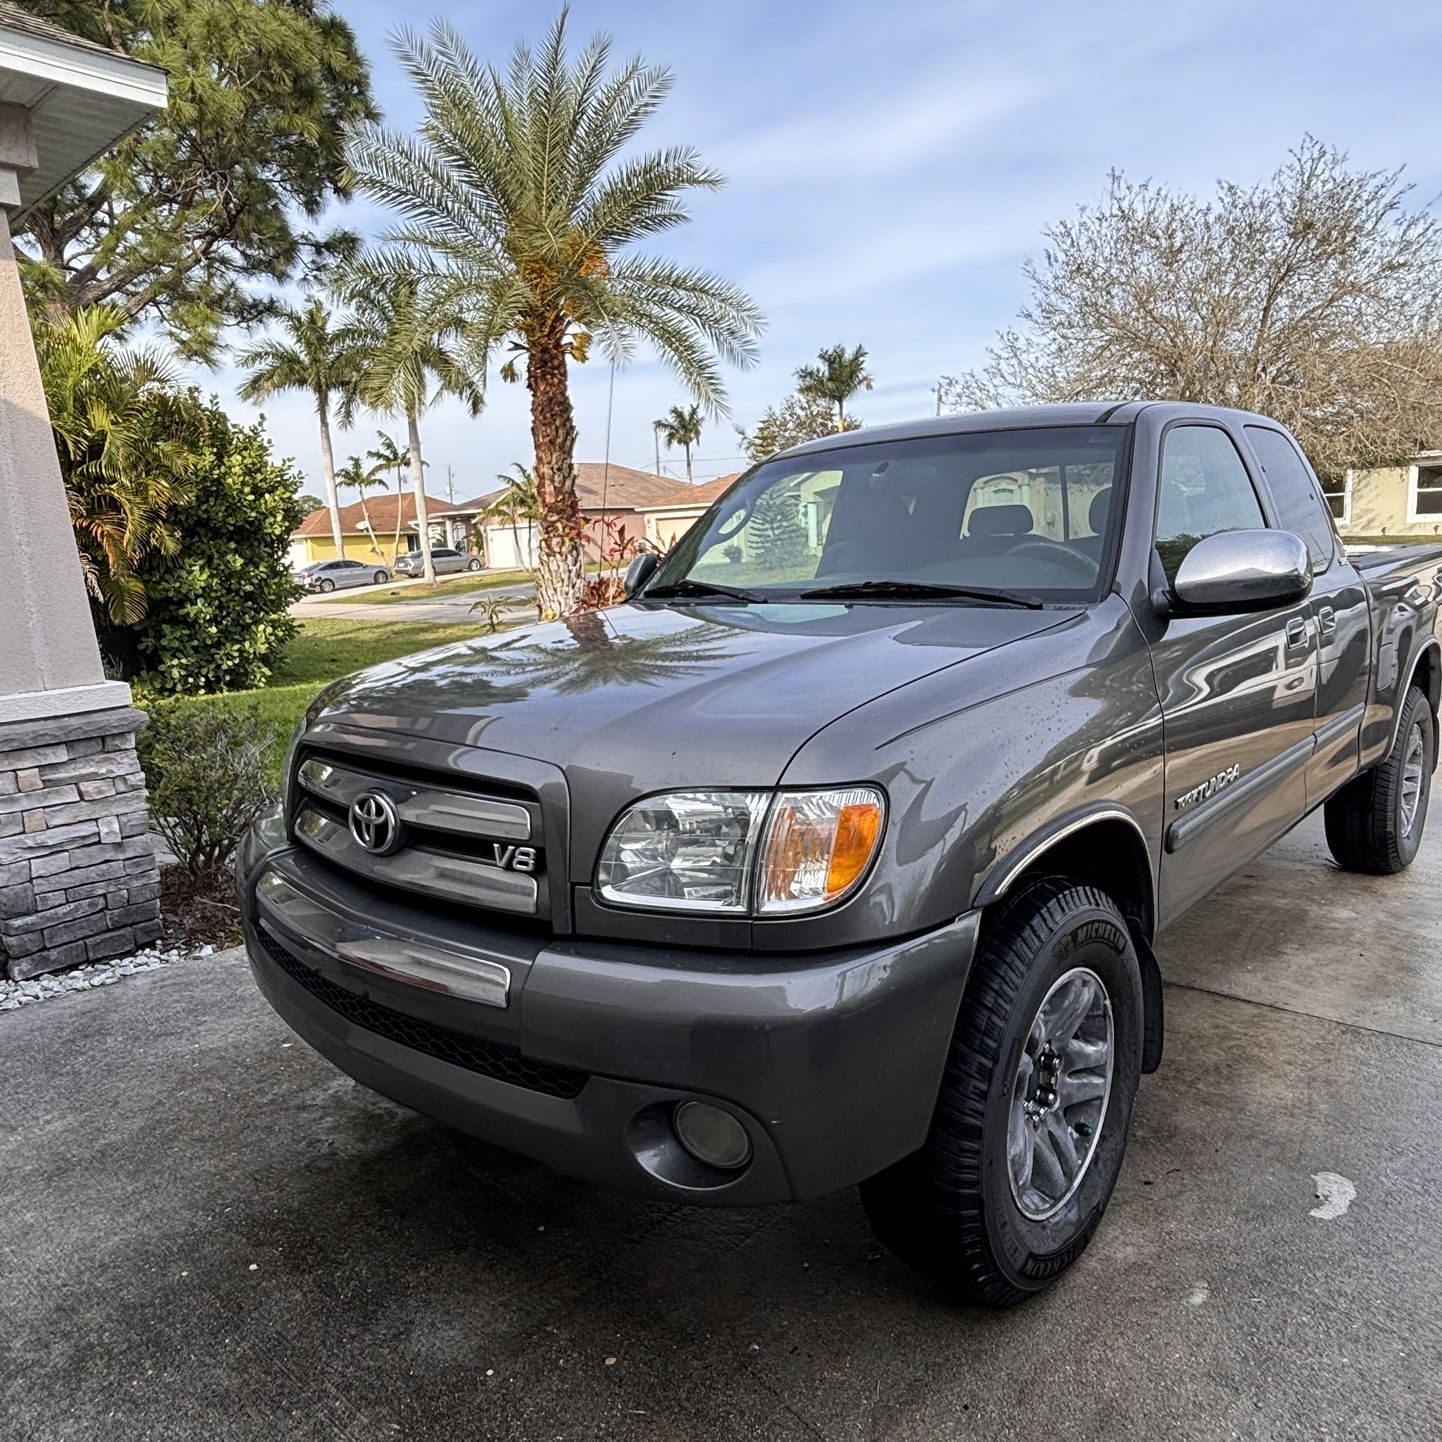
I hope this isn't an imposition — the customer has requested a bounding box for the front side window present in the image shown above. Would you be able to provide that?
[1245,425,1336,570]
[1154,426,1266,584]
[649,426,1130,604]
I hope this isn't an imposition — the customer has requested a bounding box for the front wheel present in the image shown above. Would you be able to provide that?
[1325,685,1435,874]
[467,557,483,571]
[373,569,389,585]
[861,879,1143,1307]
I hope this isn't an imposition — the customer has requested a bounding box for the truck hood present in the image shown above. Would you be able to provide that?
[312,600,1068,790]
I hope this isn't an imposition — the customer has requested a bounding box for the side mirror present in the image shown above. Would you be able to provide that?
[1161,529,1312,616]
[623,551,660,597]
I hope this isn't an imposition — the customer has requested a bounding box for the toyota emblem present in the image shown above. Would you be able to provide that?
[349,790,402,855]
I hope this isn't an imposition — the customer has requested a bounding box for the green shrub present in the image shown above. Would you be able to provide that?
[138,703,277,881]
[127,398,305,694]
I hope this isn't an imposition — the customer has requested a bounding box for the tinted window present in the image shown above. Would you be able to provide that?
[434,548,458,558]
[1245,426,1336,569]
[1155,426,1266,584]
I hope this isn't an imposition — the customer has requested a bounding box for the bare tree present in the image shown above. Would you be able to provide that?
[943,138,1442,481]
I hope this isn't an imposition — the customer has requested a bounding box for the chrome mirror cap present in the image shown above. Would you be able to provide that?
[1168,529,1311,615]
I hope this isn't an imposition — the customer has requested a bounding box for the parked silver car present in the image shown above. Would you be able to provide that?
[293,559,391,593]
[392,546,485,577]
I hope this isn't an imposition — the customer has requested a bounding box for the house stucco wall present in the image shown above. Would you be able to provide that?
[1341,464,1442,541]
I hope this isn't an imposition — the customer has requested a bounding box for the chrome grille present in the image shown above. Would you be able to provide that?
[290,749,547,917]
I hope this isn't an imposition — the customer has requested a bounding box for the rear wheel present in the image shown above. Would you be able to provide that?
[861,879,1143,1307]
[317,577,335,593]
[1324,685,1435,874]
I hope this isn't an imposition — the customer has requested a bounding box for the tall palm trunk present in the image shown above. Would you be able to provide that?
[528,337,583,619]
[406,403,436,584]
[357,488,381,557]
[836,396,845,432]
[684,441,693,482]
[317,392,345,557]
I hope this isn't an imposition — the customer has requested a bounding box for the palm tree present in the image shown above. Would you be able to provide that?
[795,343,874,430]
[365,430,412,559]
[483,463,541,525]
[335,455,388,557]
[656,403,703,482]
[36,305,198,624]
[343,13,763,618]
[345,279,481,583]
[236,298,359,559]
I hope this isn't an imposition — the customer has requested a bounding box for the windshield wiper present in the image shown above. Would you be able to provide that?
[640,578,767,604]
[798,579,1045,609]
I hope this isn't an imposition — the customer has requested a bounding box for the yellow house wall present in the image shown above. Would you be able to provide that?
[1341,465,1442,541]
[291,532,406,566]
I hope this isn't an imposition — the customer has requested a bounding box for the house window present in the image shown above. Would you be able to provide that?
[1325,472,1352,528]
[1408,461,1442,521]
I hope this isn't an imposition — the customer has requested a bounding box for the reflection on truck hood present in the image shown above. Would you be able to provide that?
[313,601,1069,788]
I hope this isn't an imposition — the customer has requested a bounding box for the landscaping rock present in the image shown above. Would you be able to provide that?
[0,943,211,1013]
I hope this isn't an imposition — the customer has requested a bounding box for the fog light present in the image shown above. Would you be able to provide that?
[673,1101,751,1170]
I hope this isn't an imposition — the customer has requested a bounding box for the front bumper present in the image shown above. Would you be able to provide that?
[237,820,979,1205]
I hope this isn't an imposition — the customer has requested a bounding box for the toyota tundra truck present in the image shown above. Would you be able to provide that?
[238,402,1442,1306]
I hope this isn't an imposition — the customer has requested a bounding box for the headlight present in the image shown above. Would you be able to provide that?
[595,786,885,916]
[596,791,768,912]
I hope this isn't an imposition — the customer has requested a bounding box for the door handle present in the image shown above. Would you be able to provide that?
[1286,617,1309,650]
[1318,606,1336,638]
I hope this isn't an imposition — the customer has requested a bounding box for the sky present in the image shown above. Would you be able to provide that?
[201,0,1442,506]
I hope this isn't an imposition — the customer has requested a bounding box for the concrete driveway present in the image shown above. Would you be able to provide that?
[3,810,1440,1441]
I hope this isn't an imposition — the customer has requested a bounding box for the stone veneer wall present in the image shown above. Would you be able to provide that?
[0,707,161,981]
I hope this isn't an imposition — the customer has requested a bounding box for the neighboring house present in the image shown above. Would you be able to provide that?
[457,463,686,569]
[633,474,740,549]
[1333,453,1442,541]
[289,492,471,569]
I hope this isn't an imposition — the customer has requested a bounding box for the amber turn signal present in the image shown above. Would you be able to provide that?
[757,788,885,914]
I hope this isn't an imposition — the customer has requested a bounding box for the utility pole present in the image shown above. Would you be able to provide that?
[933,382,943,417]
[446,464,454,504]
[653,423,662,476]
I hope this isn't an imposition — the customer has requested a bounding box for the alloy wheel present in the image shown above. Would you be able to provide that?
[1007,966,1114,1221]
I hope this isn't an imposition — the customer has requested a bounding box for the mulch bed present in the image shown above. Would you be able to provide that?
[159,865,243,952]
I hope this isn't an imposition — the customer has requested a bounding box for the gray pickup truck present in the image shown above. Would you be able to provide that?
[238,402,1442,1306]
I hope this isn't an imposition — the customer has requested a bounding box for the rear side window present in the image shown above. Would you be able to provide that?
[1154,425,1266,583]
[1245,426,1336,570]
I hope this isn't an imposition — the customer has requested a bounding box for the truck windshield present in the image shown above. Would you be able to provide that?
[647,426,1129,605]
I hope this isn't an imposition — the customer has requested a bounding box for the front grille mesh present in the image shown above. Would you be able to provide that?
[259,929,588,1100]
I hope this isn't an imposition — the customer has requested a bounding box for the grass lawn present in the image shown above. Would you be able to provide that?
[149,618,483,786]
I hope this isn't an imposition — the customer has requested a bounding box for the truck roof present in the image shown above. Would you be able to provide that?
[780,400,1285,459]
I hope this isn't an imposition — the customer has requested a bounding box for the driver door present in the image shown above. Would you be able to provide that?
[1148,423,1317,924]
